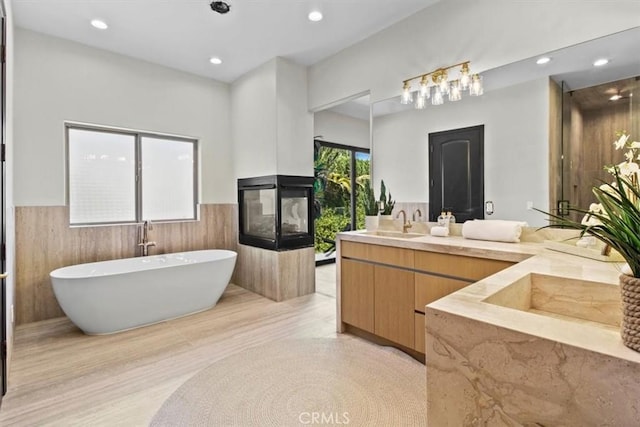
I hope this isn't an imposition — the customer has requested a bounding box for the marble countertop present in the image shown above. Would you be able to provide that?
[338,228,640,363]
[338,230,540,263]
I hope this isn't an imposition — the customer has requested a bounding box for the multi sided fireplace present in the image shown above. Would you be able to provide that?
[238,175,314,251]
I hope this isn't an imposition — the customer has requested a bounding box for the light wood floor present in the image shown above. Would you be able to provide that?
[0,265,338,426]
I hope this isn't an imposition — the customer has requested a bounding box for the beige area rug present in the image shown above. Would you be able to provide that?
[151,337,426,426]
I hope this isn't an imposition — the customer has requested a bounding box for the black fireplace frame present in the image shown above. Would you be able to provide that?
[238,175,315,251]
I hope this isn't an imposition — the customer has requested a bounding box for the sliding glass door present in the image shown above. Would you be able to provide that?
[313,140,370,262]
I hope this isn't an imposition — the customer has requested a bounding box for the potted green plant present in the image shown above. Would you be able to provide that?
[379,180,395,219]
[540,132,640,352]
[362,180,379,230]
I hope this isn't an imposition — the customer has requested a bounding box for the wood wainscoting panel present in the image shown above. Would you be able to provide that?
[15,204,238,325]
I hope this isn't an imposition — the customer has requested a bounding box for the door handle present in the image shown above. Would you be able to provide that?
[0,272,7,279]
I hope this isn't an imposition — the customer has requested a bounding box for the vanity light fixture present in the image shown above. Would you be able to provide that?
[308,10,323,22]
[90,19,108,30]
[209,56,223,65]
[593,58,609,67]
[449,79,462,101]
[469,74,483,96]
[536,56,551,65]
[400,61,482,109]
[400,81,413,105]
[609,93,623,101]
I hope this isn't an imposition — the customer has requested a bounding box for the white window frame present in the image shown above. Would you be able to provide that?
[66,123,199,226]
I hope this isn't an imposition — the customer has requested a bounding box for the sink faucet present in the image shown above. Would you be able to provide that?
[138,220,156,256]
[412,208,422,222]
[396,209,412,233]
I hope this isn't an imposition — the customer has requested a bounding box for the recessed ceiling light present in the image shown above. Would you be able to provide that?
[593,58,609,67]
[536,57,551,65]
[308,11,323,22]
[90,19,108,30]
[209,57,222,65]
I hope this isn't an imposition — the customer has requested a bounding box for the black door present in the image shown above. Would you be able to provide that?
[429,125,484,222]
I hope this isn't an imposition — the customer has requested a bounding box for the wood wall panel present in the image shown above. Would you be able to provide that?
[15,204,238,325]
[549,78,562,213]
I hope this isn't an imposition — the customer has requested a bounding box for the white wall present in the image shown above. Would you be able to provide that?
[275,58,313,176]
[231,58,278,179]
[314,110,369,150]
[308,0,640,109]
[373,78,549,226]
[232,57,313,179]
[14,28,234,205]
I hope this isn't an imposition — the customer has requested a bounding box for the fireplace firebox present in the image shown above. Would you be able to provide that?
[238,175,314,251]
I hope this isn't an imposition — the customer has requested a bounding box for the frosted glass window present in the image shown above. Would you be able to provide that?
[67,125,198,225]
[68,129,136,224]
[141,137,195,220]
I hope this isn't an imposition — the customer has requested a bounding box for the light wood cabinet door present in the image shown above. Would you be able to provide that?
[341,241,414,268]
[374,265,415,349]
[414,313,425,354]
[341,259,375,333]
[414,251,513,281]
[414,273,471,313]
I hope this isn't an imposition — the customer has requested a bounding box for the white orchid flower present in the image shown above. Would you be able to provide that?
[618,161,640,176]
[599,183,616,195]
[614,133,630,150]
[631,141,640,149]
[588,202,604,213]
[625,150,634,161]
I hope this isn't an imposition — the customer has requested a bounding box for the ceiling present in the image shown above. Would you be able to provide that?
[12,0,439,83]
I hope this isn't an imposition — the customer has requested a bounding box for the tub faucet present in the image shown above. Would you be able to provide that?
[138,220,156,256]
[396,209,412,233]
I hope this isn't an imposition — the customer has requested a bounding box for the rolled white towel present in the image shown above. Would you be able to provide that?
[461,219,527,243]
[430,226,449,237]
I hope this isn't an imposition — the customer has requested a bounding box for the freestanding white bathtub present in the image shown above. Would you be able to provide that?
[50,250,237,335]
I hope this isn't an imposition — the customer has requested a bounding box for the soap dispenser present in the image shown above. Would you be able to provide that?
[437,211,447,226]
[447,211,456,224]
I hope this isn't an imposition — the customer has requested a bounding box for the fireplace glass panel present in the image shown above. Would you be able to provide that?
[281,189,309,237]
[242,188,276,240]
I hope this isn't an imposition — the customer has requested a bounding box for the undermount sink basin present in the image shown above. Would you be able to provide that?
[482,273,621,329]
[362,230,425,239]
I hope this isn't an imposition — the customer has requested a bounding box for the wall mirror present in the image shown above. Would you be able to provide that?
[370,26,640,226]
[312,94,371,262]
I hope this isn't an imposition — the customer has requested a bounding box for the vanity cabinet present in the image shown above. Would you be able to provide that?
[374,265,415,349]
[340,241,415,349]
[340,259,374,333]
[339,240,515,356]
